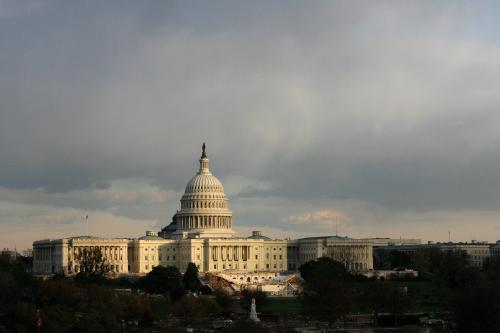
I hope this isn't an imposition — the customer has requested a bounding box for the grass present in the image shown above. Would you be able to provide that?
[260,297,301,317]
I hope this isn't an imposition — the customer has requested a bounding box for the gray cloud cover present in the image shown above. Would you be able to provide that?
[1,1,500,248]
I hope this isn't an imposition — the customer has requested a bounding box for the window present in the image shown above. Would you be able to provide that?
[255,255,258,259]
[279,255,282,259]
[145,265,149,270]
[145,256,148,260]
[173,256,175,260]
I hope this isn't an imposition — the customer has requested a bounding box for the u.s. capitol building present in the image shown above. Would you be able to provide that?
[33,145,373,275]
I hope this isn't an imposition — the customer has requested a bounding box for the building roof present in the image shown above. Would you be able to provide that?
[138,235,165,241]
[247,230,272,240]
[68,235,103,240]
[247,234,272,240]
[298,235,351,241]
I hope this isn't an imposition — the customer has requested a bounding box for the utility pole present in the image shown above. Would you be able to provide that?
[335,216,338,236]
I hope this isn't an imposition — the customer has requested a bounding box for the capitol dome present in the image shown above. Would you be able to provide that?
[172,143,235,239]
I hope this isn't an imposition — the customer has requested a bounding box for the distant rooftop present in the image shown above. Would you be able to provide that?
[298,235,351,241]
[247,231,271,240]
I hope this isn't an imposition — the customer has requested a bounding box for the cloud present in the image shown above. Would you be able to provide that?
[288,209,347,228]
[1,1,500,248]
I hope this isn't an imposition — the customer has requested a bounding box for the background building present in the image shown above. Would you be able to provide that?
[374,240,491,269]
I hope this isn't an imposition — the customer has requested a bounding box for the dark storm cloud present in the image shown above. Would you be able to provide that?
[1,0,500,214]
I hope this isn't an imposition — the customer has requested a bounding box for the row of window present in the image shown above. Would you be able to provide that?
[144,255,177,261]
[144,247,176,252]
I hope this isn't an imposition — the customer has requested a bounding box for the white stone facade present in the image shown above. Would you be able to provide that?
[33,145,373,276]
[33,236,129,275]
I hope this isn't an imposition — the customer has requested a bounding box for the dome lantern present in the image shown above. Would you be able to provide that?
[199,142,210,174]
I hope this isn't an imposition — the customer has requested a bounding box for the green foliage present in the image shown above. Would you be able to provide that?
[259,297,301,317]
[299,257,354,325]
[299,256,351,283]
[140,266,184,300]
[183,262,200,291]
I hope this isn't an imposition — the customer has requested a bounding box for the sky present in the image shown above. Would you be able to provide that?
[1,1,500,250]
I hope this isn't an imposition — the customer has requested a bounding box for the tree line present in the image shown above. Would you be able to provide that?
[0,249,270,332]
[299,250,500,332]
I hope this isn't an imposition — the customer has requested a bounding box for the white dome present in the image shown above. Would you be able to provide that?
[185,173,224,194]
[173,143,235,239]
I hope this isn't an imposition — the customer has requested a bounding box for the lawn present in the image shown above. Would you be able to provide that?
[260,297,301,317]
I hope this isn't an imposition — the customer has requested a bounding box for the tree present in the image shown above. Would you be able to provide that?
[240,289,267,310]
[360,281,411,326]
[117,294,141,322]
[74,247,109,284]
[483,256,500,281]
[183,262,200,291]
[299,257,351,283]
[173,295,221,324]
[299,257,354,325]
[389,250,412,268]
[140,266,184,300]
[223,319,270,333]
[14,302,37,332]
[452,282,500,333]
[214,288,232,314]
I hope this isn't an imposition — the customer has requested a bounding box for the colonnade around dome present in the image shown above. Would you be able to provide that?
[177,215,232,230]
